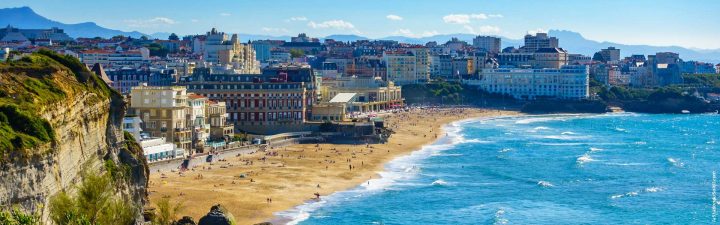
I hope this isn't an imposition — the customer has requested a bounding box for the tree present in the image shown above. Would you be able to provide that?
[289,49,305,59]
[152,198,184,225]
[592,52,605,62]
[169,33,179,41]
[49,171,137,225]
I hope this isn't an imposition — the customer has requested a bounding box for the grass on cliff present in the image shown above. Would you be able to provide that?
[0,49,121,162]
[49,170,137,225]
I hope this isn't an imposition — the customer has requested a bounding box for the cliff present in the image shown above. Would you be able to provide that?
[0,50,148,223]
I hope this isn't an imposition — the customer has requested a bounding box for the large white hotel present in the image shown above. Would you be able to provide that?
[468,65,590,100]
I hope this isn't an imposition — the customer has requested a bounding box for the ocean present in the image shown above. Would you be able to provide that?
[276,113,720,224]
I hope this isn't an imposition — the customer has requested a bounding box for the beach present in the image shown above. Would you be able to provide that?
[147,108,521,224]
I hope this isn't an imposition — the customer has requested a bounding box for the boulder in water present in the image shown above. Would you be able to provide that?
[198,204,236,225]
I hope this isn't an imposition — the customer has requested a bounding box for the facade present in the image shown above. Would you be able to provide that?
[430,54,453,79]
[206,100,234,141]
[0,25,73,42]
[599,47,621,63]
[129,86,193,153]
[520,33,559,53]
[321,76,403,113]
[80,48,150,68]
[383,48,429,85]
[179,65,315,134]
[533,48,569,69]
[196,28,260,74]
[472,36,501,54]
[473,65,589,100]
[105,67,175,94]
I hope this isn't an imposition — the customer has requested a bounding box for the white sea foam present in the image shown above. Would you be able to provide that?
[561,131,577,135]
[614,127,628,132]
[537,180,555,187]
[431,179,449,186]
[611,187,663,199]
[272,119,476,224]
[529,126,551,132]
[589,147,603,152]
[498,148,513,153]
[667,157,685,168]
[494,208,509,225]
[577,154,594,164]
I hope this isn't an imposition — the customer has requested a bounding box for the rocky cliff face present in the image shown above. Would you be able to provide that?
[0,51,148,223]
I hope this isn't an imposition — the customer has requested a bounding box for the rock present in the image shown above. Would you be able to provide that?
[175,216,197,225]
[198,204,236,225]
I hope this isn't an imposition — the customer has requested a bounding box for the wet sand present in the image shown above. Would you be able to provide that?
[148,108,521,224]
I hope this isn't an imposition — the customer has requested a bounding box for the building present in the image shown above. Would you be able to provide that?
[206,100,234,141]
[520,33,559,53]
[0,25,73,42]
[321,76,403,113]
[196,28,260,74]
[141,137,184,162]
[79,48,150,68]
[599,47,621,63]
[179,65,315,134]
[472,36,501,54]
[123,115,184,162]
[533,48,569,69]
[681,61,716,74]
[716,64,720,74]
[105,67,175,94]
[383,48,429,85]
[187,94,210,149]
[471,65,589,100]
[430,54,453,79]
[129,86,193,153]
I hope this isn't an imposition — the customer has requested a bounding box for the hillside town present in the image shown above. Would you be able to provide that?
[1,26,719,163]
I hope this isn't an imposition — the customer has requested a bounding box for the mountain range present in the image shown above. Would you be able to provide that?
[1,6,718,63]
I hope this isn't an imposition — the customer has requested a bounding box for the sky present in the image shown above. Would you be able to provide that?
[3,0,720,49]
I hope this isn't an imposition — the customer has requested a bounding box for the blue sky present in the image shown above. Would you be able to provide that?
[3,0,720,49]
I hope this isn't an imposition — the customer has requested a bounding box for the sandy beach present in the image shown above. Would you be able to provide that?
[147,108,521,224]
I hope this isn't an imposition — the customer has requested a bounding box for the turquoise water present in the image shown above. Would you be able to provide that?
[280,113,720,224]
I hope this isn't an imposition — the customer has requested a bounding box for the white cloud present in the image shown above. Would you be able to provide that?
[262,27,290,33]
[220,12,232,17]
[307,20,355,29]
[443,13,502,24]
[443,14,472,24]
[287,16,308,22]
[190,19,199,23]
[463,25,501,34]
[392,29,439,38]
[386,14,403,21]
[125,17,177,28]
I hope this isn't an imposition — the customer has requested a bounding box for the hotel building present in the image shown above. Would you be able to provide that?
[179,64,316,134]
[470,65,589,100]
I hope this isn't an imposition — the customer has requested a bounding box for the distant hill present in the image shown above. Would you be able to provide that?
[1,6,717,63]
[240,31,718,63]
[0,6,146,38]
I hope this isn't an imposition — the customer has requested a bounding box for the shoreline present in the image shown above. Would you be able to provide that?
[270,115,474,224]
[147,108,522,224]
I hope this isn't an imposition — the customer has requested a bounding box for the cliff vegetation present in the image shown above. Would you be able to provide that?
[0,49,119,162]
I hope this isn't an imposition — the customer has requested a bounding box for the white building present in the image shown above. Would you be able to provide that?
[141,137,184,162]
[470,65,589,100]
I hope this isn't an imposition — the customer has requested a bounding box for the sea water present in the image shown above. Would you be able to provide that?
[277,113,720,224]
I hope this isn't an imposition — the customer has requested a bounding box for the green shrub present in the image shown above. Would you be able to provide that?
[0,208,40,225]
[49,171,137,225]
